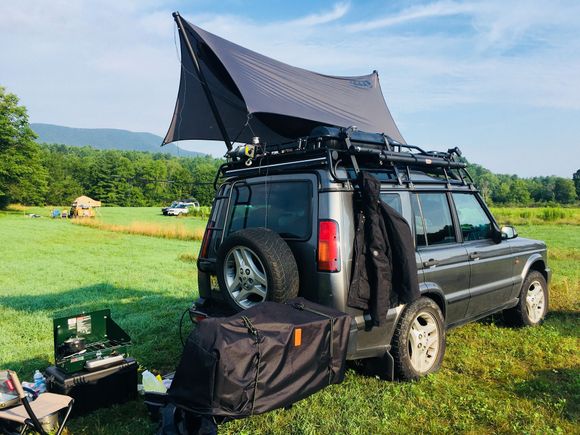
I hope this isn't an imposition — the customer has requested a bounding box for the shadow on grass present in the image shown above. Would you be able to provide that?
[346,357,397,382]
[1,356,53,379]
[513,367,579,421]
[0,283,196,373]
[478,310,579,338]
[0,283,193,318]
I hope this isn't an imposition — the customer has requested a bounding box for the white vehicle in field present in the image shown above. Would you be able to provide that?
[164,199,200,216]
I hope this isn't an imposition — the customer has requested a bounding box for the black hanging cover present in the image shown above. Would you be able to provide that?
[164,17,406,146]
[168,298,351,419]
[348,172,421,325]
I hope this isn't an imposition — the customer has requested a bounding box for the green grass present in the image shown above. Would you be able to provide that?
[14,205,208,232]
[491,206,580,226]
[0,207,578,434]
[14,206,209,241]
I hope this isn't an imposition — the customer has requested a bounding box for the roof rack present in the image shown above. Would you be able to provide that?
[215,126,474,189]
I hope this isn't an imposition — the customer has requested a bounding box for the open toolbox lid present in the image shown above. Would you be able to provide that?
[53,309,131,373]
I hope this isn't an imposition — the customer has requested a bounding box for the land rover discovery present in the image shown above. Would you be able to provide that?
[194,127,551,380]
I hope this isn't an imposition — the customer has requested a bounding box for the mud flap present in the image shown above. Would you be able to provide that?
[363,351,395,381]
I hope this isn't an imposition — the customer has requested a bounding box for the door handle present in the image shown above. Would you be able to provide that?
[423,258,439,268]
[468,252,480,261]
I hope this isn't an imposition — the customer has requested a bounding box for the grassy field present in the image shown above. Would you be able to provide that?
[490,206,580,226]
[19,205,207,241]
[0,206,578,434]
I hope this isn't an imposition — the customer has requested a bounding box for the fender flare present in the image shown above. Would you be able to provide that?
[520,253,547,282]
[418,282,448,320]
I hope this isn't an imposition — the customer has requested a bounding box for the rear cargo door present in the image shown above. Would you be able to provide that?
[224,175,318,299]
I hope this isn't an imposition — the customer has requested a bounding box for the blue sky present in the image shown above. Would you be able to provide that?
[1,0,579,177]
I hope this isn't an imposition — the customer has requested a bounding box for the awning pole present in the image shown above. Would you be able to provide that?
[173,11,233,151]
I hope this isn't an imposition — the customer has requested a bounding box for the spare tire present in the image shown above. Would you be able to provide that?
[216,228,299,311]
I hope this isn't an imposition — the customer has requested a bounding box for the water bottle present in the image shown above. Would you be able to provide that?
[33,370,46,393]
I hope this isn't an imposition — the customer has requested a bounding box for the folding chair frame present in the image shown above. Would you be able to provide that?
[1,371,74,435]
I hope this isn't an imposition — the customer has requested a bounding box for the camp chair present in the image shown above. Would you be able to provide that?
[0,371,73,435]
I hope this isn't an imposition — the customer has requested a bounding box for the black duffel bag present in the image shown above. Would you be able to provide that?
[168,297,351,419]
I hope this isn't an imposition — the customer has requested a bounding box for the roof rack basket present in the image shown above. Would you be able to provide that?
[216,126,474,189]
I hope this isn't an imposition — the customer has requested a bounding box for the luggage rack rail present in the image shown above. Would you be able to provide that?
[215,127,475,190]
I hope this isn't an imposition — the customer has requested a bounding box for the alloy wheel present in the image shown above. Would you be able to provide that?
[223,246,268,309]
[407,311,440,373]
[525,280,545,323]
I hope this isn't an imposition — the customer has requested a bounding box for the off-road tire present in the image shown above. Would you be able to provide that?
[216,228,299,312]
[503,271,548,327]
[391,297,446,381]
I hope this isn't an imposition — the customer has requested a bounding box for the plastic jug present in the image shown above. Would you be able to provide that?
[142,370,166,393]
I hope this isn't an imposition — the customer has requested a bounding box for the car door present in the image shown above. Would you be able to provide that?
[411,192,471,325]
[380,190,426,289]
[451,192,514,317]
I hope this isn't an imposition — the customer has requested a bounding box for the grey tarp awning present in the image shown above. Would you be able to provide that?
[163,17,405,147]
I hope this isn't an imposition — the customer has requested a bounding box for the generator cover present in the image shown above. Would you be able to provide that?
[169,298,351,418]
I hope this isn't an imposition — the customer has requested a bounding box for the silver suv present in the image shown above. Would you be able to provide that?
[195,127,551,380]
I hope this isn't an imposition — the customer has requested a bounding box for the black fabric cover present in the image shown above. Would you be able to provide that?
[169,298,351,418]
[163,17,405,146]
[348,172,420,326]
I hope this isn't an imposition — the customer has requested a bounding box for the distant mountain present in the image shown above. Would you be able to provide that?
[31,123,203,157]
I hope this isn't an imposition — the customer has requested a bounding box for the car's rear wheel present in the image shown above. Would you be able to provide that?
[504,271,548,327]
[391,297,446,381]
[216,228,299,311]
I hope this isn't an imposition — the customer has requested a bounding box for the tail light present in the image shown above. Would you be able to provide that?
[318,220,340,272]
[199,220,215,258]
[190,311,208,324]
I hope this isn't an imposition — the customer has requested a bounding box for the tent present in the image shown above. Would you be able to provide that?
[72,196,101,208]
[163,13,406,149]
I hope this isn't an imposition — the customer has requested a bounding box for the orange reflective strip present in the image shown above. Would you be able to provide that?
[294,328,302,346]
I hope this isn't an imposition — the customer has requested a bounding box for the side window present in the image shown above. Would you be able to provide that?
[410,194,426,247]
[415,193,456,245]
[452,193,493,241]
[380,193,402,215]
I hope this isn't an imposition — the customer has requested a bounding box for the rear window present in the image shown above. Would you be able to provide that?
[227,181,312,239]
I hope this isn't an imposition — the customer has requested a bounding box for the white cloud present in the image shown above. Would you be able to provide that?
[346,1,475,32]
[288,2,350,26]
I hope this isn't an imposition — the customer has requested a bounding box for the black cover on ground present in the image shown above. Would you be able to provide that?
[168,298,351,418]
[348,172,421,325]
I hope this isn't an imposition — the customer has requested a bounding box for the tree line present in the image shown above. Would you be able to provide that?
[1,86,578,209]
[467,162,578,206]
[37,144,223,207]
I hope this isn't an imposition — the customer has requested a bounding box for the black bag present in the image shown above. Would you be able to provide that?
[169,298,351,418]
[157,404,217,435]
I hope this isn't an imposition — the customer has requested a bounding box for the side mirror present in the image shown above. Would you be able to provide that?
[501,225,518,240]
